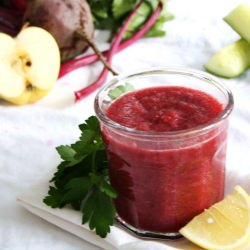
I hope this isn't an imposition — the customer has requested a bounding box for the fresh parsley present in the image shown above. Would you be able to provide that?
[44,83,135,237]
[108,82,135,100]
[43,116,117,238]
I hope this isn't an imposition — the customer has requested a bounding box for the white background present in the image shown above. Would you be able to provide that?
[1,0,250,249]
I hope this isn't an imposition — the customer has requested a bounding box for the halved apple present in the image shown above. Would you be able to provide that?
[0,26,60,105]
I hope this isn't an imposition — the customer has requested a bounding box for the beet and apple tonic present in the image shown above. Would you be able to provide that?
[95,68,233,239]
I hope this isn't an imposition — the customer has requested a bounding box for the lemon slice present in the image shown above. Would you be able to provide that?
[179,186,250,250]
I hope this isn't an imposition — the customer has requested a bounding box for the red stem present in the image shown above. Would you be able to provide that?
[60,1,163,79]
[2,8,23,17]
[59,53,99,78]
[74,0,147,102]
[0,7,22,28]
[0,23,17,36]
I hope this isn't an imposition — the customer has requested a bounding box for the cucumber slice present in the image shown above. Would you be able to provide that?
[204,39,250,78]
[224,3,250,43]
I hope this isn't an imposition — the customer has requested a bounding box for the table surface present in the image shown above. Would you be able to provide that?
[1,0,250,249]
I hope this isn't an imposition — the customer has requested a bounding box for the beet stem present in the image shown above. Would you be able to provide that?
[74,0,163,102]
[0,7,22,28]
[0,22,17,36]
[59,1,163,79]
[74,1,145,102]
[0,7,23,17]
[77,29,118,76]
[0,16,16,29]
[78,3,118,76]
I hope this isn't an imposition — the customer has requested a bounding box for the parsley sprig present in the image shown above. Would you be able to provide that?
[43,116,117,238]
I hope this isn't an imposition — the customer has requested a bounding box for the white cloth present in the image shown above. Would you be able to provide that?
[17,178,201,250]
[16,171,250,250]
[1,0,250,249]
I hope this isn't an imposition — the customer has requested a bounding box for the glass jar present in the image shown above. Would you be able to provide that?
[94,67,234,239]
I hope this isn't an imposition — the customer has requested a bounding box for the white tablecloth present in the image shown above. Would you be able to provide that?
[1,0,250,249]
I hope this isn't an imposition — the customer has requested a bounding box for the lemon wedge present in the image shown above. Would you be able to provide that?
[179,186,250,250]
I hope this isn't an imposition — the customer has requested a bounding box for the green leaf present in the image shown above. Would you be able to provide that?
[87,0,112,19]
[82,187,116,238]
[112,0,137,19]
[56,145,76,162]
[72,131,99,156]
[100,179,118,198]
[88,0,173,40]
[121,1,152,40]
[94,149,108,174]
[108,82,135,100]
[61,177,93,204]
[163,12,175,22]
[72,116,102,158]
[71,200,82,210]
[53,155,93,189]
[50,157,83,183]
[79,116,100,132]
[43,186,65,208]
[43,115,117,238]
[144,29,166,37]
[93,16,119,31]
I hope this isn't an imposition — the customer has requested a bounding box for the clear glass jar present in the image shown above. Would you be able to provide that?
[94,67,234,239]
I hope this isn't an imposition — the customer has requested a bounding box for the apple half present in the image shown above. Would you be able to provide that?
[0,26,60,105]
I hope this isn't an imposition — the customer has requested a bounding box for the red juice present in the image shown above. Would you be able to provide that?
[101,86,228,233]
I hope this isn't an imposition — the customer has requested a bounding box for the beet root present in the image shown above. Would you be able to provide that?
[24,0,94,62]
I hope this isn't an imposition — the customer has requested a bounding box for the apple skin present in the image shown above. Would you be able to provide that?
[0,26,61,105]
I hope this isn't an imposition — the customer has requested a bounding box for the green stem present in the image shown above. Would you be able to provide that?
[91,149,97,175]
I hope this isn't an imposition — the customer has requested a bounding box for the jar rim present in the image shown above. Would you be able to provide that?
[94,67,234,138]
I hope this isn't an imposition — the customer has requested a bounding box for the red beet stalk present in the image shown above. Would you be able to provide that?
[74,0,146,102]
[0,23,17,36]
[59,52,99,78]
[0,7,22,29]
[59,2,163,78]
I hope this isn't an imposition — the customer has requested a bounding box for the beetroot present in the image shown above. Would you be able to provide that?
[24,0,94,62]
[11,0,27,12]
[60,2,163,79]
[1,0,27,10]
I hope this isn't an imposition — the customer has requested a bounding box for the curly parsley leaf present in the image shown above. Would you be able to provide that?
[43,116,117,238]
[43,186,65,208]
[82,187,116,238]
[79,115,100,132]
[56,145,76,162]
[61,177,93,204]
[108,82,135,100]
[100,179,118,198]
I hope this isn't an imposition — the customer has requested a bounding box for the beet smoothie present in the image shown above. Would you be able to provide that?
[95,69,233,237]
